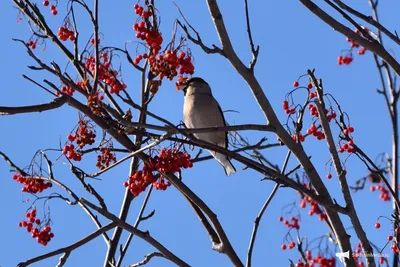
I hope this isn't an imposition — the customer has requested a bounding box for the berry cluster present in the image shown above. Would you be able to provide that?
[57,26,75,42]
[342,126,355,136]
[63,119,96,161]
[133,8,162,55]
[283,100,296,115]
[84,54,127,94]
[148,148,193,173]
[62,144,82,161]
[27,40,37,50]
[295,252,336,267]
[68,119,96,149]
[338,139,355,153]
[285,80,339,143]
[148,50,195,81]
[134,3,153,19]
[87,92,104,115]
[338,28,368,66]
[391,241,400,254]
[96,147,117,170]
[281,241,296,250]
[13,173,53,193]
[132,3,195,88]
[18,209,54,246]
[306,123,325,140]
[46,3,58,16]
[124,169,158,196]
[337,55,353,66]
[61,85,75,96]
[291,133,305,142]
[370,184,390,201]
[278,216,300,230]
[300,195,328,221]
[123,148,193,196]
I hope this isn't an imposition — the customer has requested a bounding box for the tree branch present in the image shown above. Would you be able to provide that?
[0,96,67,115]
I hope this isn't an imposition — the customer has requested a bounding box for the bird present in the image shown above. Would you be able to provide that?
[179,77,236,176]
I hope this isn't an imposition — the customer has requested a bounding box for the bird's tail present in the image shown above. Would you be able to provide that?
[213,152,236,176]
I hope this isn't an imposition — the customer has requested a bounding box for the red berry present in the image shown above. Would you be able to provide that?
[43,0,49,6]
[281,244,287,250]
[375,222,381,229]
[293,81,299,87]
[327,173,332,179]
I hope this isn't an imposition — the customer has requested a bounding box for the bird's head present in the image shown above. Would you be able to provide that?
[178,77,212,96]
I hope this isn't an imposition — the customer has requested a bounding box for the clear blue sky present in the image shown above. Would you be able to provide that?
[1,1,399,266]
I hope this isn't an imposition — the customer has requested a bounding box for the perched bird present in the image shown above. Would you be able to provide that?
[179,77,236,176]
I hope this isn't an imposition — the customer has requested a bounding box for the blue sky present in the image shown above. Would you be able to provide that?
[1,0,399,266]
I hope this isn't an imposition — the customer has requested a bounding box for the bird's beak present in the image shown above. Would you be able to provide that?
[177,82,188,91]
[176,80,189,96]
[178,83,187,91]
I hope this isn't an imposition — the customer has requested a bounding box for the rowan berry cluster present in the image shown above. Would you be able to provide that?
[370,184,390,201]
[338,138,355,154]
[338,28,368,66]
[286,79,344,145]
[68,119,96,149]
[96,147,117,170]
[123,148,193,196]
[281,241,296,250]
[132,3,195,88]
[283,100,296,115]
[43,2,58,16]
[12,173,53,193]
[291,133,305,142]
[27,40,37,50]
[87,92,104,115]
[84,54,127,94]
[62,144,82,161]
[307,103,336,122]
[306,123,325,140]
[63,119,96,161]
[133,3,161,55]
[391,241,400,254]
[61,85,75,96]
[18,209,54,246]
[295,252,336,267]
[148,148,193,173]
[278,216,300,230]
[57,26,75,42]
[300,195,328,221]
[148,50,195,81]
[337,55,353,66]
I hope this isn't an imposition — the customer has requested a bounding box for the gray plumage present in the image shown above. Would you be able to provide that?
[180,77,236,176]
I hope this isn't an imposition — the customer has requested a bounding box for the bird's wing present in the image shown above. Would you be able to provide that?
[216,102,228,150]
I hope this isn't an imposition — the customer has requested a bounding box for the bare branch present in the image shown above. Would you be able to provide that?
[246,151,292,267]
[299,0,400,76]
[116,186,154,267]
[126,252,165,267]
[80,198,191,267]
[0,96,67,115]
[243,0,259,70]
[331,0,400,45]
